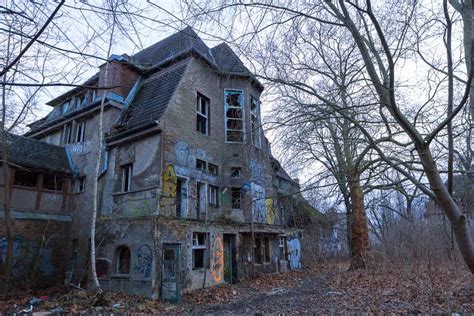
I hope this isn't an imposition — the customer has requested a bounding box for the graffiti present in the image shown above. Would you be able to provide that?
[175,141,189,166]
[162,165,177,198]
[0,237,55,279]
[160,165,177,216]
[266,198,276,224]
[249,159,264,186]
[135,245,153,278]
[211,235,224,283]
[287,237,301,270]
[251,183,266,223]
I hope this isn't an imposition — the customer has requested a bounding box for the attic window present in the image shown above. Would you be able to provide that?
[196,93,209,135]
[225,90,244,143]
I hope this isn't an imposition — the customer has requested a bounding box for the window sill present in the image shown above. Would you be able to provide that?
[110,274,131,279]
[112,186,158,196]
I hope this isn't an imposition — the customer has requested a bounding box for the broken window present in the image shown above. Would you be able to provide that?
[192,232,209,270]
[121,164,133,192]
[254,237,262,264]
[62,123,73,145]
[208,163,218,175]
[208,185,218,207]
[196,93,210,135]
[231,187,241,209]
[224,89,244,143]
[230,167,241,178]
[74,177,86,193]
[115,246,131,274]
[196,159,206,171]
[42,174,64,191]
[75,120,86,143]
[250,96,261,148]
[13,170,37,188]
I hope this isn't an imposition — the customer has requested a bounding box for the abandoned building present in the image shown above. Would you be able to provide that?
[0,27,308,300]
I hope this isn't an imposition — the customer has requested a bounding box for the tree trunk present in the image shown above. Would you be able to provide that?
[1,83,14,290]
[418,145,474,272]
[347,172,369,270]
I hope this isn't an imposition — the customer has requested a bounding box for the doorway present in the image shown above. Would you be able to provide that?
[223,234,237,284]
[162,243,180,303]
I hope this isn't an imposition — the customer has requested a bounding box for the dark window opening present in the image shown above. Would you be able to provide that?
[192,232,209,270]
[254,237,262,264]
[231,187,241,209]
[42,174,64,191]
[279,237,287,261]
[116,246,131,274]
[13,170,37,187]
[196,159,206,171]
[264,237,271,263]
[196,93,210,135]
[250,96,261,148]
[74,177,85,193]
[230,167,241,178]
[208,163,218,175]
[121,164,133,192]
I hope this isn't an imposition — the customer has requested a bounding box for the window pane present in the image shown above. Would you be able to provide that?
[13,170,37,187]
[226,108,242,119]
[227,131,244,142]
[227,119,243,130]
[42,175,64,191]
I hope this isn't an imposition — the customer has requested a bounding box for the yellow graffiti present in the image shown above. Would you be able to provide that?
[211,234,224,283]
[266,198,276,224]
[162,164,177,198]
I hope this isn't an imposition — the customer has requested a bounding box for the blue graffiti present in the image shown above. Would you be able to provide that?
[287,237,301,270]
[251,183,266,223]
[135,245,153,278]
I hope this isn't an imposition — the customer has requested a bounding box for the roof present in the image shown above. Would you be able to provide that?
[110,61,189,136]
[0,132,72,174]
[211,43,251,74]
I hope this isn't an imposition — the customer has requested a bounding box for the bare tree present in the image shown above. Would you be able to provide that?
[183,0,474,272]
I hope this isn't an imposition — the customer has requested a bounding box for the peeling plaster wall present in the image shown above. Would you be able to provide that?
[158,58,281,225]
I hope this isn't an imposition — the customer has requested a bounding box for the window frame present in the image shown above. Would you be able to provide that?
[13,170,38,188]
[75,120,86,143]
[42,174,65,192]
[224,89,245,143]
[121,164,133,192]
[208,184,219,207]
[192,232,209,270]
[196,93,210,135]
[196,159,207,171]
[230,187,241,210]
[115,245,131,275]
[230,167,241,178]
[74,177,86,194]
[208,163,218,175]
[250,96,261,148]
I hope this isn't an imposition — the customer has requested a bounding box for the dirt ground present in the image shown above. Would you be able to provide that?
[2,260,474,314]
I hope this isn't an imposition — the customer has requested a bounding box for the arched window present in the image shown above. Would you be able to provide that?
[115,246,131,274]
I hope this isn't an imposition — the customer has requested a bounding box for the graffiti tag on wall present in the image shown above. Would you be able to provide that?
[134,245,153,278]
[249,159,264,186]
[251,183,266,223]
[287,237,301,270]
[211,234,224,283]
[160,164,177,216]
[266,198,276,224]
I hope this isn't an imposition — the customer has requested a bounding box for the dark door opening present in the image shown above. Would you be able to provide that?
[223,234,237,284]
[162,243,180,303]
